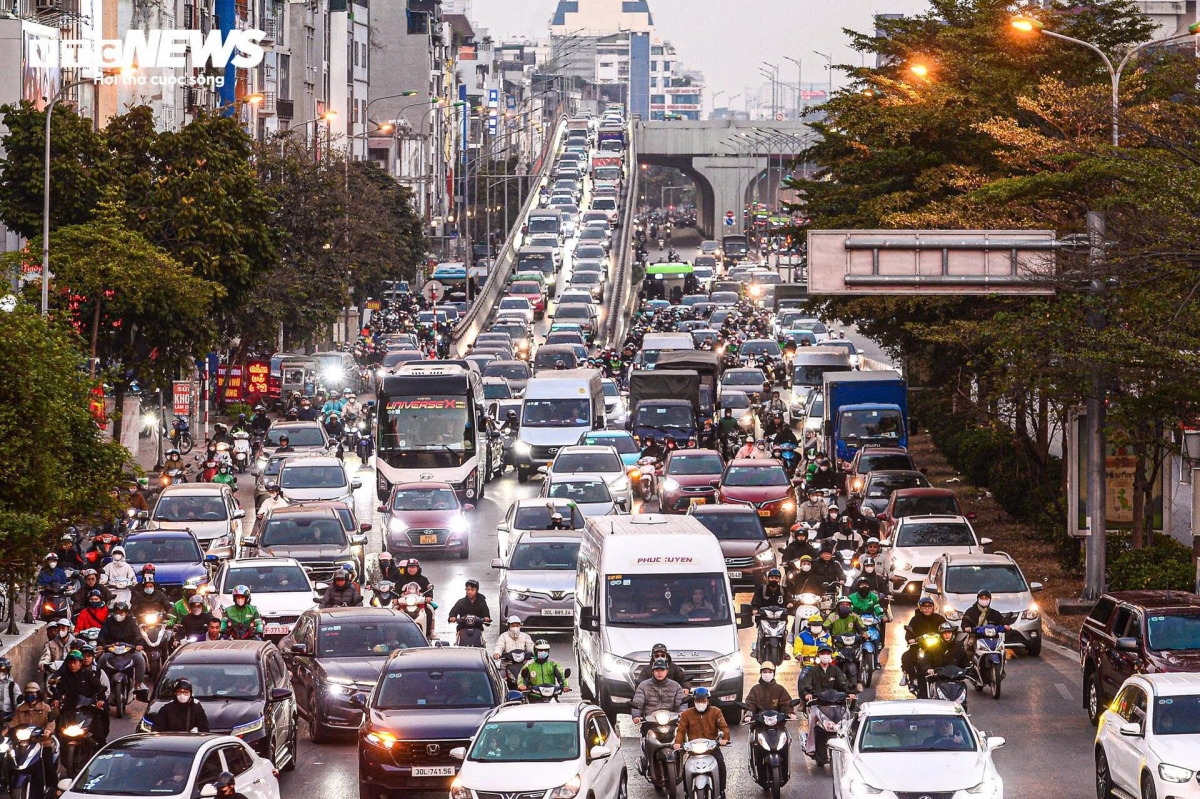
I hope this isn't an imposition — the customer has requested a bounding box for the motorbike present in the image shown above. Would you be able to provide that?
[56,698,99,777]
[926,664,973,707]
[859,615,882,686]
[102,642,137,718]
[832,632,863,688]
[775,443,799,478]
[224,622,261,641]
[633,456,661,501]
[500,649,532,691]
[753,605,788,666]
[805,690,850,768]
[523,667,571,703]
[85,533,120,566]
[679,735,723,799]
[170,416,193,454]
[36,575,77,623]
[139,611,172,684]
[395,582,434,638]
[232,432,252,473]
[637,710,681,799]
[739,700,804,799]
[2,724,51,799]
[355,420,374,461]
[970,612,1017,700]
[105,576,133,607]
[197,458,219,483]
[159,465,187,488]
[455,615,489,648]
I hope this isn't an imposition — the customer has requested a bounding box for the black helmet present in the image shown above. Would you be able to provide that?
[938,622,955,634]
[174,678,193,693]
[215,773,236,791]
[112,601,130,613]
[651,658,670,671]
[465,579,480,589]
[651,642,668,656]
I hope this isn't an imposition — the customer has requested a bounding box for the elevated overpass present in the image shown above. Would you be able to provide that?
[635,119,815,238]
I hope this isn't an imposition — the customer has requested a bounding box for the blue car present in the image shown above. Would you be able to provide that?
[121,530,209,600]
[577,430,640,469]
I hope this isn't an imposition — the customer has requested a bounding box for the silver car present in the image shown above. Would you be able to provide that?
[539,473,627,517]
[922,551,1044,655]
[149,483,246,560]
[492,530,583,634]
[495,498,584,561]
[547,445,633,508]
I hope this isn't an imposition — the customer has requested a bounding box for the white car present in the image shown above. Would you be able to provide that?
[450,701,623,799]
[828,700,1005,798]
[208,557,320,639]
[547,445,633,508]
[497,296,535,326]
[878,515,992,598]
[540,473,628,517]
[600,379,629,426]
[922,551,1044,656]
[59,733,281,799]
[276,456,361,504]
[150,482,246,560]
[1096,673,1200,799]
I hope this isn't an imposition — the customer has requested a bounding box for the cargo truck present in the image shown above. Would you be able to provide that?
[822,370,908,465]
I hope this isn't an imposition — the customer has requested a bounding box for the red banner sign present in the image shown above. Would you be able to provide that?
[246,361,270,400]
[172,381,193,417]
[217,364,244,403]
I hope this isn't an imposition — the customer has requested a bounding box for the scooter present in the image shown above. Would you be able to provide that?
[970,612,1017,700]
[832,632,862,688]
[522,667,571,704]
[634,456,660,501]
[105,576,133,607]
[927,664,972,708]
[805,690,850,767]
[102,643,137,718]
[455,615,489,648]
[739,700,804,799]
[680,735,724,799]
[2,724,52,799]
[637,710,681,799]
[753,606,788,666]
[139,611,172,685]
[232,432,252,473]
[397,582,435,638]
[500,649,533,692]
[859,615,882,687]
[36,579,75,623]
[356,421,374,461]
[56,698,99,777]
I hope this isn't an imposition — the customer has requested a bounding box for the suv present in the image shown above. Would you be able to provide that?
[209,557,322,640]
[149,482,246,560]
[357,647,506,799]
[844,446,915,496]
[275,456,361,505]
[495,498,585,561]
[922,552,1044,655]
[492,529,582,633]
[1080,590,1200,724]
[449,701,623,799]
[262,421,333,458]
[244,505,367,585]
[857,469,930,514]
[1095,673,1200,799]
[878,515,991,598]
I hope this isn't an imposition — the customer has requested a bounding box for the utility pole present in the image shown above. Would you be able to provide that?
[1084,209,1108,600]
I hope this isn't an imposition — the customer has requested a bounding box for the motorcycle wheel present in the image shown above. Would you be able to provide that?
[768,764,781,799]
[991,663,1003,700]
[814,728,828,767]
[859,655,874,689]
[662,763,677,799]
[179,435,193,455]
[115,685,126,719]
[11,777,30,799]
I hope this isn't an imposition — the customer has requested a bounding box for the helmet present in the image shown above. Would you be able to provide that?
[378,552,393,563]
[939,622,955,634]
[111,601,129,613]
[44,552,57,563]
[232,585,251,600]
[651,642,668,656]
[977,590,992,600]
[87,589,104,603]
[816,643,834,655]
[81,569,98,579]
[799,554,812,563]
[760,661,776,672]
[917,595,935,607]
[343,388,354,397]
[807,614,823,625]
[506,616,522,626]
[215,773,236,791]
[65,650,83,662]
[790,523,808,536]
[836,597,852,607]
[405,558,420,569]
[183,576,204,593]
[692,686,711,700]
[142,563,156,575]
[865,537,880,546]
[188,595,205,607]
[174,678,193,693]
[23,682,40,694]
[767,568,781,581]
[79,644,96,656]
[0,657,10,672]
[860,557,875,567]
[651,658,670,671]
[59,533,74,544]
[534,639,550,653]
[465,579,480,589]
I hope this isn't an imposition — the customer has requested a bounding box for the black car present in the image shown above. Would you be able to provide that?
[357,647,505,799]
[140,640,299,771]
[281,607,430,742]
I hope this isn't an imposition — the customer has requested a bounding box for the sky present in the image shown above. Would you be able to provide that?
[471,0,933,107]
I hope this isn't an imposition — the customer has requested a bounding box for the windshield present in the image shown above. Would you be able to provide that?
[858,715,976,752]
[526,219,559,235]
[793,364,850,387]
[493,325,529,339]
[279,466,347,490]
[534,350,581,370]
[383,352,421,367]
[260,518,346,547]
[523,398,592,428]
[509,283,540,296]
[375,668,495,709]
[509,541,581,570]
[555,452,622,473]
[860,454,913,472]
[379,394,475,457]
[153,496,227,523]
[513,505,585,530]
[318,621,427,657]
[710,292,739,305]
[606,572,731,626]
[945,565,1027,595]
[225,565,309,594]
[72,748,199,796]
[469,721,579,762]
[667,453,723,475]
[724,465,788,487]
[159,663,261,700]
[1147,613,1200,651]
[692,511,766,541]
[840,409,903,440]
[548,480,612,505]
[592,199,617,210]
[635,405,694,429]
[483,383,512,400]
[892,494,959,517]
[742,341,782,358]
[122,537,202,564]
[895,523,975,548]
[390,488,460,511]
[721,392,749,411]
[572,273,601,285]
[866,474,927,498]
[500,298,530,311]
[266,427,325,448]
[1154,695,1200,734]
[724,371,765,388]
[485,363,531,382]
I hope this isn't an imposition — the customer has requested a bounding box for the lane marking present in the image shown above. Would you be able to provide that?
[1055,682,1074,703]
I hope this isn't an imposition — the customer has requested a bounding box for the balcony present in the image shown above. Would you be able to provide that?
[261,17,277,43]
[259,90,277,115]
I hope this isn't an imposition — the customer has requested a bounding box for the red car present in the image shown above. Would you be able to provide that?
[874,487,965,541]
[659,448,725,513]
[717,459,798,529]
[379,482,473,559]
[507,281,547,315]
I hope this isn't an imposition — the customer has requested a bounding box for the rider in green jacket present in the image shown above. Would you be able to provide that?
[848,580,886,619]
[168,577,207,627]
[220,585,263,638]
[519,640,570,697]
[824,597,867,637]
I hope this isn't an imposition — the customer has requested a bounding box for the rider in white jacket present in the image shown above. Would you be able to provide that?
[102,547,136,604]
[492,617,534,660]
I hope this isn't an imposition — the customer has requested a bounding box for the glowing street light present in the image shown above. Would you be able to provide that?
[909,63,930,78]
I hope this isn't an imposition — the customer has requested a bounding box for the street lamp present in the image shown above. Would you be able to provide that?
[813,51,833,100]
[909,62,930,79]
[784,56,802,119]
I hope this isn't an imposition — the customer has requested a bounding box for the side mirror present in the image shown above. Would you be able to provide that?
[350,691,368,709]
[922,585,940,595]
[270,687,293,701]
[351,535,368,546]
[617,497,629,512]
[1029,581,1044,593]
[491,558,505,569]
[988,736,1007,749]
[241,536,258,548]
[433,638,450,647]
[1116,636,1140,652]
[449,747,466,761]
[980,538,993,548]
[359,523,373,532]
[232,509,247,520]
[200,786,218,799]
[736,606,754,630]
[579,607,599,632]
[315,581,329,592]
[290,643,308,656]
[137,510,150,520]
[825,739,849,753]
[377,504,387,513]
[563,668,572,679]
[589,745,613,760]
[58,779,73,793]
[351,480,363,490]
[205,554,219,562]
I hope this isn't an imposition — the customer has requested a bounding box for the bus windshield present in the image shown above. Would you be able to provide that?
[379,394,477,463]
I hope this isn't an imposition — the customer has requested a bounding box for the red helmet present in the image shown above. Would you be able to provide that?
[141,563,156,574]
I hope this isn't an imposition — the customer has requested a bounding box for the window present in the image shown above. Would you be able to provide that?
[663,61,672,71]
[468,721,580,762]
[650,61,658,71]
[222,745,254,776]
[1115,685,1146,725]
[650,78,657,88]
[586,714,611,749]
[1111,606,1138,638]
[651,95,666,105]
[278,54,290,101]
[196,750,225,788]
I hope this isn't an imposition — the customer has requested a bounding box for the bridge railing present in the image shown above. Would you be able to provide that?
[602,126,639,347]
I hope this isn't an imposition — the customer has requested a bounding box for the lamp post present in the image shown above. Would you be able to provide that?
[812,51,833,100]
[784,56,802,118]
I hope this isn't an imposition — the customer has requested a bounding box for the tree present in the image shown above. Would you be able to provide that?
[0,305,127,588]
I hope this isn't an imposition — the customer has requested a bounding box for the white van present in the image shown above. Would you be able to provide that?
[514,369,605,483]
[637,332,695,371]
[575,514,747,723]
[790,347,852,420]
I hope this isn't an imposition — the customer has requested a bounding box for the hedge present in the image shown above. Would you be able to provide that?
[1107,537,1195,591]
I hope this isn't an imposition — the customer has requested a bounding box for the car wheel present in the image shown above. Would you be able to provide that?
[1025,637,1042,657]
[309,698,331,744]
[616,771,628,799]
[1142,772,1158,799]
[517,467,530,484]
[1087,673,1103,726]
[1096,749,1116,799]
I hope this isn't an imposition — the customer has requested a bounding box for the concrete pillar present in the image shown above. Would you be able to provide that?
[693,156,768,238]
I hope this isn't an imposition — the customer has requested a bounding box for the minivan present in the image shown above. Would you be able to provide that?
[575,514,747,723]
[514,369,605,483]
[526,211,563,242]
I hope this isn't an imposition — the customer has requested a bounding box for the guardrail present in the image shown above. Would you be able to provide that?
[601,128,639,347]
[451,116,568,356]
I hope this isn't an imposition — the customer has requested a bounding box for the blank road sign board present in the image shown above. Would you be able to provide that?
[807,229,1057,295]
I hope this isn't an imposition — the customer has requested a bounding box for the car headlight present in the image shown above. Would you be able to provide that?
[326,678,355,696]
[756,548,775,562]
[662,478,681,492]
[214,534,232,547]
[601,652,634,678]
[450,515,469,534]
[851,477,864,492]
[893,560,912,573]
[781,500,795,511]
[514,441,532,456]
[967,776,1003,795]
[231,717,264,737]
[1159,764,1194,783]
[549,775,581,799]
[323,367,344,382]
[1023,602,1040,620]
[365,730,397,750]
[450,779,471,799]
[847,777,883,796]
[714,651,742,681]
[388,518,409,534]
[610,476,630,492]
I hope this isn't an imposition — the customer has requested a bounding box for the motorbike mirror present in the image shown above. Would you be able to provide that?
[204,554,219,562]
[788,697,805,707]
[617,497,629,511]
[290,643,308,656]
[491,558,505,570]
[825,739,850,754]
[58,780,73,793]
[200,786,218,799]
[232,509,246,520]
[241,536,258,548]
[136,510,150,520]
[351,480,363,490]
[377,505,388,513]
[433,639,450,647]
[563,667,572,679]
[351,535,368,546]
[359,523,373,532]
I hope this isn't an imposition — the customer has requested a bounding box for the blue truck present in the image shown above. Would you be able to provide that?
[822,370,909,464]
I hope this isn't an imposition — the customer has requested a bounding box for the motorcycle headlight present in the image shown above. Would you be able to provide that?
[601,652,634,679]
[142,613,159,625]
[1159,764,1194,783]
[549,775,581,799]
[388,518,409,534]
[62,724,85,738]
[15,728,32,742]
[652,710,672,726]
[662,478,681,492]
[756,733,771,749]
[1023,602,1040,620]
[231,717,264,737]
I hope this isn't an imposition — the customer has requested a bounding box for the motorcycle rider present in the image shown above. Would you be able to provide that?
[220,586,264,639]
[73,591,109,634]
[56,535,87,571]
[397,558,433,599]
[673,686,730,799]
[825,597,867,643]
[36,553,67,592]
[7,681,56,798]
[150,678,209,733]
[743,662,794,718]
[167,577,207,627]
[750,569,788,627]
[177,595,216,640]
[249,405,272,436]
[792,614,832,664]
[797,491,828,525]
[922,622,971,674]
[213,772,247,799]
[130,566,173,620]
[901,596,948,695]
[446,579,492,630]
[856,536,884,562]
[960,590,1011,634]
[734,436,758,460]
[295,398,319,421]
[376,552,402,584]
[771,417,798,448]
[71,570,111,611]
[848,579,886,620]
[815,506,844,541]
[797,644,855,756]
[320,568,362,608]
[781,526,817,564]
[639,435,665,463]
[634,644,691,687]
[230,414,251,435]
[858,557,889,597]
[102,547,136,599]
[828,518,864,553]
[808,542,846,592]
[807,458,838,492]
[256,483,288,518]
[518,640,570,694]
[717,408,740,455]
[0,658,17,724]
[210,424,234,448]
[212,463,237,487]
[124,481,149,514]
[37,625,73,685]
[492,616,534,661]
[96,601,149,691]
[274,434,296,454]
[632,658,688,726]
[54,651,106,744]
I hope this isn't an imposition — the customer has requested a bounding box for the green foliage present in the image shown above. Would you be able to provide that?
[224,402,254,421]
[1107,538,1194,591]
[0,306,127,579]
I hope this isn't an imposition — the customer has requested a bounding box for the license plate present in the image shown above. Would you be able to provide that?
[690,497,707,506]
[728,571,742,579]
[412,767,455,777]
[543,609,573,617]
[758,510,771,517]
[263,624,290,635]
[420,534,438,545]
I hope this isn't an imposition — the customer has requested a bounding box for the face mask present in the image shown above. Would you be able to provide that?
[818,655,832,666]
[837,607,850,618]
[23,694,37,704]
[536,652,549,662]
[58,630,69,639]
[761,673,774,684]
[857,587,869,597]
[978,599,991,608]
[144,586,154,594]
[801,564,811,572]
[113,554,124,562]
[809,626,823,636]
[114,613,127,622]
[176,692,191,704]
[508,628,521,638]
[694,702,709,713]
[819,466,829,472]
